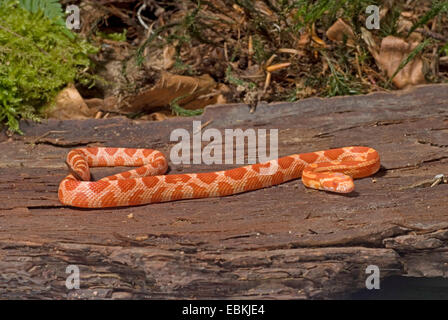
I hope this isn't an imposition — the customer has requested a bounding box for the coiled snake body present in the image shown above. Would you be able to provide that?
[58,147,380,208]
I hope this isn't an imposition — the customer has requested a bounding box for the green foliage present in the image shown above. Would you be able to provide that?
[225,66,256,90]
[252,35,269,65]
[170,95,204,117]
[442,43,448,56]
[322,53,363,97]
[96,29,128,42]
[408,0,448,36]
[291,0,380,31]
[387,39,432,87]
[378,6,401,37]
[136,23,174,66]
[19,0,64,22]
[0,0,97,133]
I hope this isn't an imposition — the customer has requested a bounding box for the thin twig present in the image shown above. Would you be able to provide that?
[137,3,149,30]
[415,28,447,42]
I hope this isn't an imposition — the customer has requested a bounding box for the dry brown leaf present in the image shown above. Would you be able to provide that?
[103,96,119,113]
[326,18,356,46]
[183,83,229,110]
[84,98,104,109]
[43,84,97,120]
[122,73,224,113]
[376,36,426,89]
[163,45,176,70]
[396,13,422,41]
[361,27,380,60]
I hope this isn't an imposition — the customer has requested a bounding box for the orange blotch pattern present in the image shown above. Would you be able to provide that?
[271,172,284,185]
[114,156,125,166]
[224,167,247,180]
[85,148,99,156]
[67,151,78,162]
[151,187,167,203]
[65,180,80,192]
[299,152,319,163]
[117,179,137,193]
[105,148,118,156]
[153,158,167,169]
[143,177,159,188]
[89,180,111,194]
[190,183,209,198]
[218,182,233,195]
[171,186,185,200]
[350,146,368,153]
[278,156,294,169]
[71,155,84,166]
[246,177,263,190]
[143,149,154,158]
[251,162,271,174]
[97,156,107,166]
[165,175,192,184]
[121,171,132,179]
[197,173,218,184]
[100,191,118,207]
[134,158,144,166]
[73,192,90,208]
[124,149,137,157]
[136,166,147,175]
[128,189,144,205]
[324,148,345,160]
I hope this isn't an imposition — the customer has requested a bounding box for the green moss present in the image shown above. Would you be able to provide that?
[96,29,127,42]
[0,0,97,133]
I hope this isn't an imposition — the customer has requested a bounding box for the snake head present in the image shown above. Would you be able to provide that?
[321,173,355,193]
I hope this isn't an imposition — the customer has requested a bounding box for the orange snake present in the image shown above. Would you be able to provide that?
[58,147,380,208]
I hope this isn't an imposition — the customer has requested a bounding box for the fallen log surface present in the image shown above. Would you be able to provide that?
[1,84,447,299]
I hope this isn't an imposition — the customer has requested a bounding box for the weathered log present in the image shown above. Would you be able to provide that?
[0,84,447,299]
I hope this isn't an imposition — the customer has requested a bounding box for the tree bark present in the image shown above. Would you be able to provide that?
[1,84,447,299]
